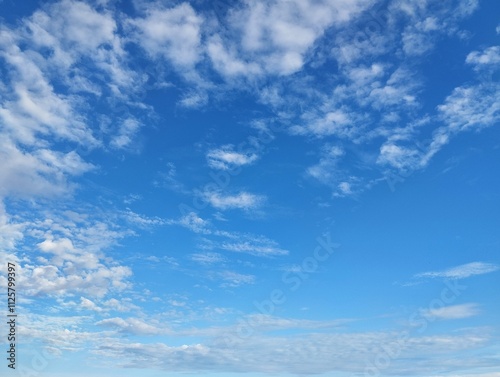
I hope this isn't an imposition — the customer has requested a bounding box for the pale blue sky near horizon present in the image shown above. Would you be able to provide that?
[0,0,499,376]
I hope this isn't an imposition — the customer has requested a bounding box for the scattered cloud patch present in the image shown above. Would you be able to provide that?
[202,189,265,210]
[466,46,500,68]
[129,3,203,70]
[220,237,288,257]
[167,212,212,234]
[111,118,142,149]
[207,145,259,170]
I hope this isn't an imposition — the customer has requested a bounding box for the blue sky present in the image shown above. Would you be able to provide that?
[0,0,499,376]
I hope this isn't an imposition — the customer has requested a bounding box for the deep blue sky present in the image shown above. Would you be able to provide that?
[0,0,499,376]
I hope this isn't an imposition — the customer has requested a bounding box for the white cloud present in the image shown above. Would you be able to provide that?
[129,3,203,70]
[337,181,353,196]
[167,212,212,234]
[377,143,420,170]
[207,145,259,170]
[307,145,344,183]
[0,139,94,198]
[0,0,152,202]
[38,237,99,269]
[33,0,117,53]
[122,209,166,228]
[421,303,480,320]
[394,0,478,56]
[103,298,140,312]
[80,297,103,312]
[190,252,226,265]
[111,118,142,149]
[179,91,209,108]
[0,206,141,299]
[220,238,288,256]
[466,46,500,67]
[438,84,500,132]
[306,145,362,197]
[19,313,95,352]
[21,262,132,298]
[97,317,165,335]
[347,63,386,86]
[0,201,24,251]
[209,0,372,77]
[218,270,255,287]
[202,190,264,210]
[207,35,263,77]
[290,109,354,137]
[23,0,141,95]
[368,67,419,109]
[402,16,440,56]
[0,77,96,147]
[415,262,499,280]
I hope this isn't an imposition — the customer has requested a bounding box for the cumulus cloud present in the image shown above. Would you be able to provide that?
[0,207,139,299]
[21,259,132,298]
[129,3,203,70]
[208,0,372,77]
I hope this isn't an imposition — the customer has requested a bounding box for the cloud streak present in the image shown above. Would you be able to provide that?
[415,262,499,280]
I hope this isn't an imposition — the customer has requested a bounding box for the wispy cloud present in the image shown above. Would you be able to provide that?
[206,145,259,170]
[190,252,226,265]
[220,238,288,257]
[202,189,265,211]
[217,270,255,287]
[421,303,481,320]
[110,117,142,150]
[415,262,499,280]
[166,212,212,234]
[96,317,167,336]
[166,213,288,260]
